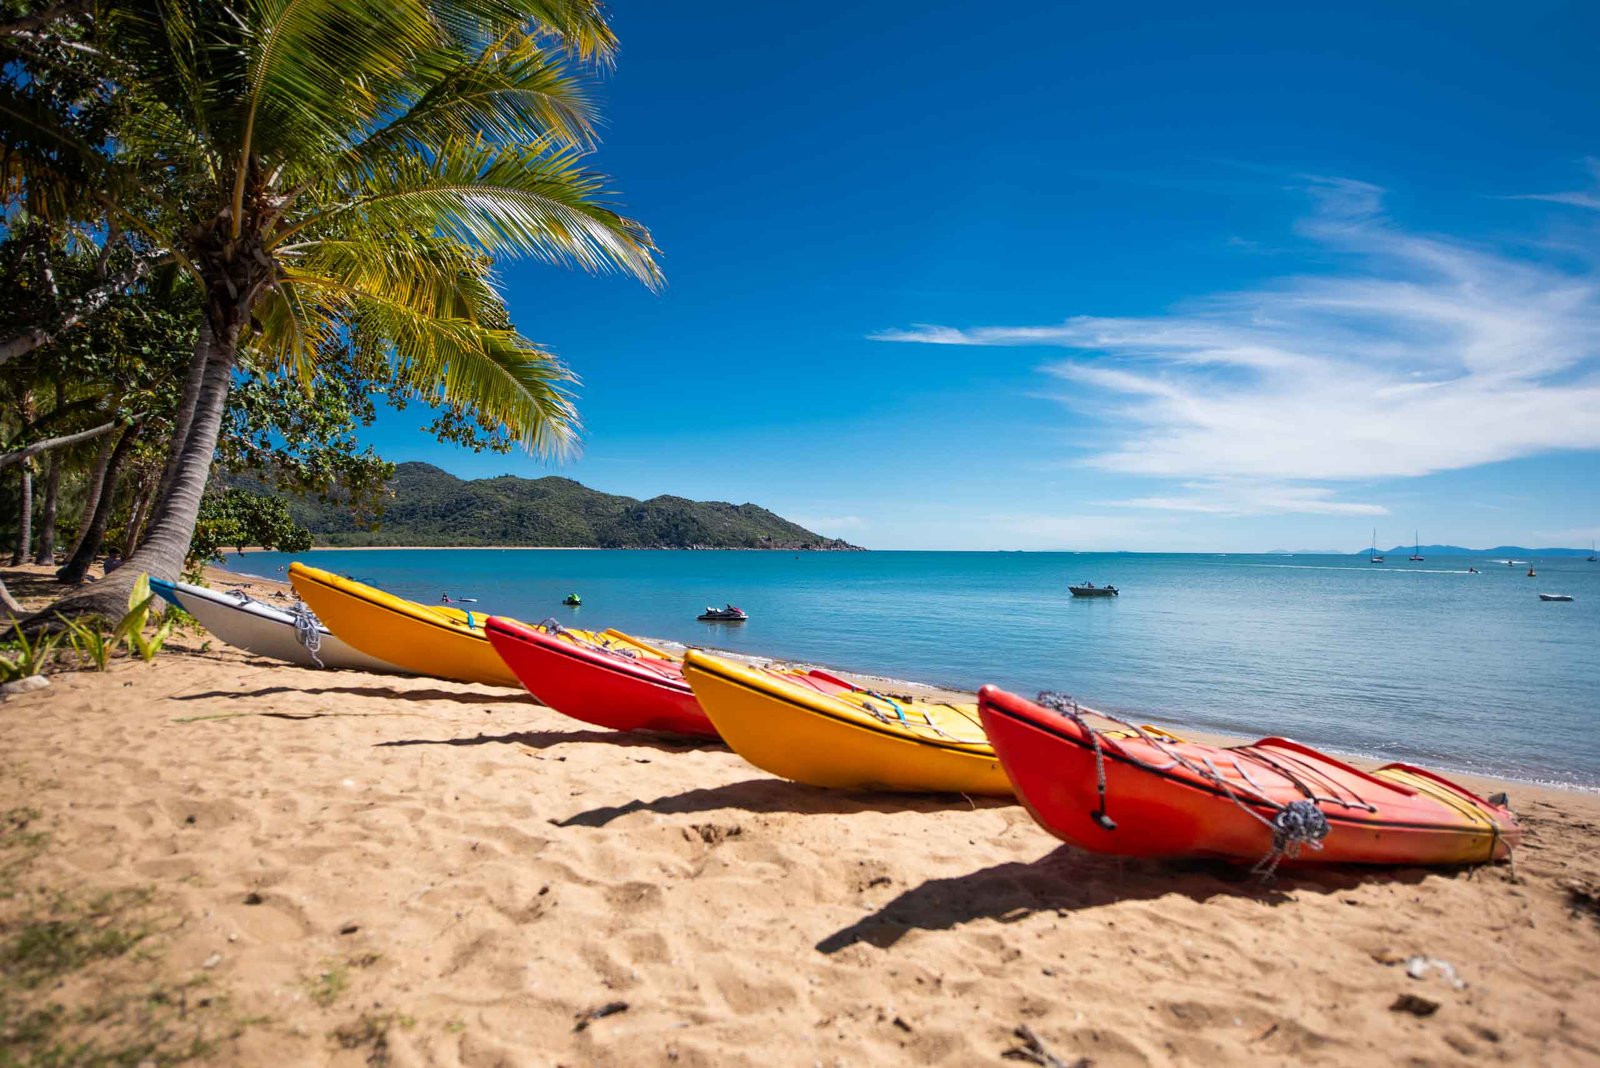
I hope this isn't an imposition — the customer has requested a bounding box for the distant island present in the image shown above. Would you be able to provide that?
[1352,544,1595,557]
[265,463,864,551]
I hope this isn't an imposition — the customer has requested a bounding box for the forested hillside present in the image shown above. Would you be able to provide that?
[268,463,862,550]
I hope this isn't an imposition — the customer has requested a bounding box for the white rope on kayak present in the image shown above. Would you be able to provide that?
[288,602,325,669]
[1034,691,1333,879]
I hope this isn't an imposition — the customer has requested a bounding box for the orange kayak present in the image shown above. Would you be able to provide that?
[978,687,1520,870]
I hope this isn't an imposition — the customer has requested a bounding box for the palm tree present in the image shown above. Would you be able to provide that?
[10,0,659,618]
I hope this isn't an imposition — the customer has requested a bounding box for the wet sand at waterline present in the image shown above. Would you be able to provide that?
[3,565,1599,1065]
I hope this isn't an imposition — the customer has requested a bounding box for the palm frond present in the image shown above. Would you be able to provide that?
[355,29,598,157]
[280,137,660,287]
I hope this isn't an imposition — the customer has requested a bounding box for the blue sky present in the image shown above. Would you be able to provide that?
[361,0,1600,551]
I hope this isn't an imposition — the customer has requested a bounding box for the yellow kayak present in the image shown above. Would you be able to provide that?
[681,649,1013,795]
[288,563,527,687]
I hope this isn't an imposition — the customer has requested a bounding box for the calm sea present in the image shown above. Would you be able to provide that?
[222,549,1600,789]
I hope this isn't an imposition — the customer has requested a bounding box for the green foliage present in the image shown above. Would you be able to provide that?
[116,574,175,663]
[189,489,314,567]
[288,462,862,550]
[0,621,63,683]
[58,614,114,671]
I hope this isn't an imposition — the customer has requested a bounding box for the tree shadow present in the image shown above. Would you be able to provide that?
[376,727,726,755]
[815,846,1432,953]
[173,684,533,704]
[555,777,1013,829]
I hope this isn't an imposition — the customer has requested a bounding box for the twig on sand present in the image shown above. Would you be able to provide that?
[574,1000,629,1032]
[1002,1024,1087,1068]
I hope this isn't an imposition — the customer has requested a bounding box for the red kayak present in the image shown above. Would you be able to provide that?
[978,687,1520,871]
[485,617,856,739]
[486,618,717,737]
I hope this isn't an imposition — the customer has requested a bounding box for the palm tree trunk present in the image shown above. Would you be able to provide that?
[62,434,116,560]
[1,575,23,618]
[8,465,32,566]
[55,425,140,586]
[149,319,210,522]
[45,321,239,619]
[32,452,60,564]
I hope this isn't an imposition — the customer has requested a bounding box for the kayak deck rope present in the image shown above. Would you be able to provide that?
[1035,691,1334,879]
[288,602,326,669]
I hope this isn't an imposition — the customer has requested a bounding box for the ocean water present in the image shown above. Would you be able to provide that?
[221,549,1600,789]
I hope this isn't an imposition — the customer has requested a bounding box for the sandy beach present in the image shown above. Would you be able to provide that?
[3,563,1599,1067]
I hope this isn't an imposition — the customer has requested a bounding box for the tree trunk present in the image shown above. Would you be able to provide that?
[55,424,139,586]
[148,319,211,531]
[45,320,240,619]
[33,452,60,564]
[123,472,157,553]
[9,465,32,566]
[1,575,23,618]
[63,434,116,560]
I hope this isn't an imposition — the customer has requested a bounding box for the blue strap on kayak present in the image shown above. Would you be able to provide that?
[464,610,476,630]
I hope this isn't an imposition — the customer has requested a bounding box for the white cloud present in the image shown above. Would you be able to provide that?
[872,171,1600,510]
[1507,157,1600,211]
[1102,482,1387,517]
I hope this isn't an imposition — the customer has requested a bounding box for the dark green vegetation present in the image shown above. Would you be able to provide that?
[274,463,862,550]
[2,0,659,621]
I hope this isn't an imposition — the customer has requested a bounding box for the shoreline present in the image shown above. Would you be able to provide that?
[206,565,1598,797]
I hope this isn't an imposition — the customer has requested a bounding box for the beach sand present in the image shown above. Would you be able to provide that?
[3,563,1599,1066]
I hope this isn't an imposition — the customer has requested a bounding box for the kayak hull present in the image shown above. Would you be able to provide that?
[151,577,404,673]
[978,687,1519,866]
[683,650,1012,795]
[485,617,717,737]
[288,563,523,687]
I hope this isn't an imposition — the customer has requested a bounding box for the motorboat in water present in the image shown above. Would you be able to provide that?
[1069,582,1119,597]
[698,604,748,622]
[1539,593,1574,602]
[562,593,582,606]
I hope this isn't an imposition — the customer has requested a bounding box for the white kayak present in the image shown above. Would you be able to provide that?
[150,577,406,673]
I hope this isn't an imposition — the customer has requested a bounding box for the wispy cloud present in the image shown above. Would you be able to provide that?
[872,171,1600,514]
[1506,157,1600,211]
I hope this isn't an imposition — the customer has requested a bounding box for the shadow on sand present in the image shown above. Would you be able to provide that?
[554,777,1014,828]
[376,727,726,755]
[174,683,534,705]
[814,845,1431,953]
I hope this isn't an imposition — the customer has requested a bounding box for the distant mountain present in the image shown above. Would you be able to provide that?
[1353,544,1596,557]
[259,463,864,550]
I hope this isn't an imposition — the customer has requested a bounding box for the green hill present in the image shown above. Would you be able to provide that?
[269,463,863,550]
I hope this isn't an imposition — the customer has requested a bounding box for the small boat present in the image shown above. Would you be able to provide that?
[683,650,1012,795]
[562,593,582,606]
[1539,593,1574,602]
[1527,567,1537,578]
[289,563,526,687]
[1588,541,1596,563]
[150,577,406,673]
[1068,583,1118,597]
[1467,567,1479,574]
[698,604,748,622]
[485,619,851,737]
[1369,527,1384,563]
[978,687,1520,869]
[1409,531,1424,562]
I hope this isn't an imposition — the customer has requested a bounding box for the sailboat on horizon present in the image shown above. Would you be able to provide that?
[1369,528,1384,564]
[1589,540,1597,563]
[1410,531,1424,562]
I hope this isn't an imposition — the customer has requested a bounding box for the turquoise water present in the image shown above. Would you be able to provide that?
[222,549,1600,789]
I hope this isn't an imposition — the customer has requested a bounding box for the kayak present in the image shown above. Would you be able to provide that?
[978,687,1520,869]
[682,649,1012,795]
[485,619,856,738]
[150,577,405,674]
[485,617,717,736]
[287,563,523,687]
